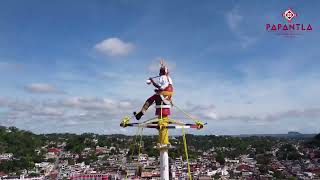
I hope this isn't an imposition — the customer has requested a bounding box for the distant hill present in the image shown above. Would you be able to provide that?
[236,132,316,139]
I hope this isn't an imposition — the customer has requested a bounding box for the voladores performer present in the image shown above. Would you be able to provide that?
[133,60,174,120]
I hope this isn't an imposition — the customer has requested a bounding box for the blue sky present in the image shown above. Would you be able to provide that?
[0,0,320,135]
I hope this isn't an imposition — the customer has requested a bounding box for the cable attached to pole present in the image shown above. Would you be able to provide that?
[172,103,206,129]
[182,127,192,180]
[138,128,144,158]
[126,127,145,179]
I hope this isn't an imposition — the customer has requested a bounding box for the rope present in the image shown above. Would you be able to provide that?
[172,103,205,129]
[125,123,200,129]
[135,117,158,127]
[121,116,158,128]
[121,102,205,129]
[138,128,144,158]
[130,127,140,160]
[172,103,198,123]
[121,99,206,180]
[160,101,163,119]
[126,127,141,179]
[123,117,203,129]
[168,119,185,125]
[182,127,192,180]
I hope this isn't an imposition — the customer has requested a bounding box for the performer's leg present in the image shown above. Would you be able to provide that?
[134,94,157,120]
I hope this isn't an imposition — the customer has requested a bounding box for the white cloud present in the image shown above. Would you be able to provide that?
[1,94,320,134]
[61,97,133,112]
[225,8,243,31]
[0,96,137,133]
[24,83,65,94]
[216,108,320,122]
[32,107,65,117]
[1,49,319,134]
[95,37,134,56]
[225,7,257,48]
[182,104,218,120]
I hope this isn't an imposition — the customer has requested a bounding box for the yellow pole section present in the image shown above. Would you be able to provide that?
[158,116,169,144]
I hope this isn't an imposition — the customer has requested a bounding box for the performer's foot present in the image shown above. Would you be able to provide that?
[133,111,144,120]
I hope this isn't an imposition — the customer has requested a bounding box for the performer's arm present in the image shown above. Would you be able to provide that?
[149,78,161,89]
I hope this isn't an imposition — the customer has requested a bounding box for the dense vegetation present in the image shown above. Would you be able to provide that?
[306,133,320,148]
[0,126,319,175]
[0,127,44,173]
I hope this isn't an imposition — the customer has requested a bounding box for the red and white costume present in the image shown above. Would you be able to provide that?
[134,60,174,120]
[146,75,173,116]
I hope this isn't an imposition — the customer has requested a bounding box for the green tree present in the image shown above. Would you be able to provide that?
[215,152,225,165]
[213,173,221,179]
[277,144,301,160]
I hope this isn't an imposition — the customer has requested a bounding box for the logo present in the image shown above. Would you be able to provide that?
[282,8,297,22]
[266,8,313,37]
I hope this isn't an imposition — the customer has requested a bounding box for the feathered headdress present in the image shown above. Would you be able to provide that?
[160,58,169,75]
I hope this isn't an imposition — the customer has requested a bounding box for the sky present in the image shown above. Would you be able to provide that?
[0,0,320,135]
